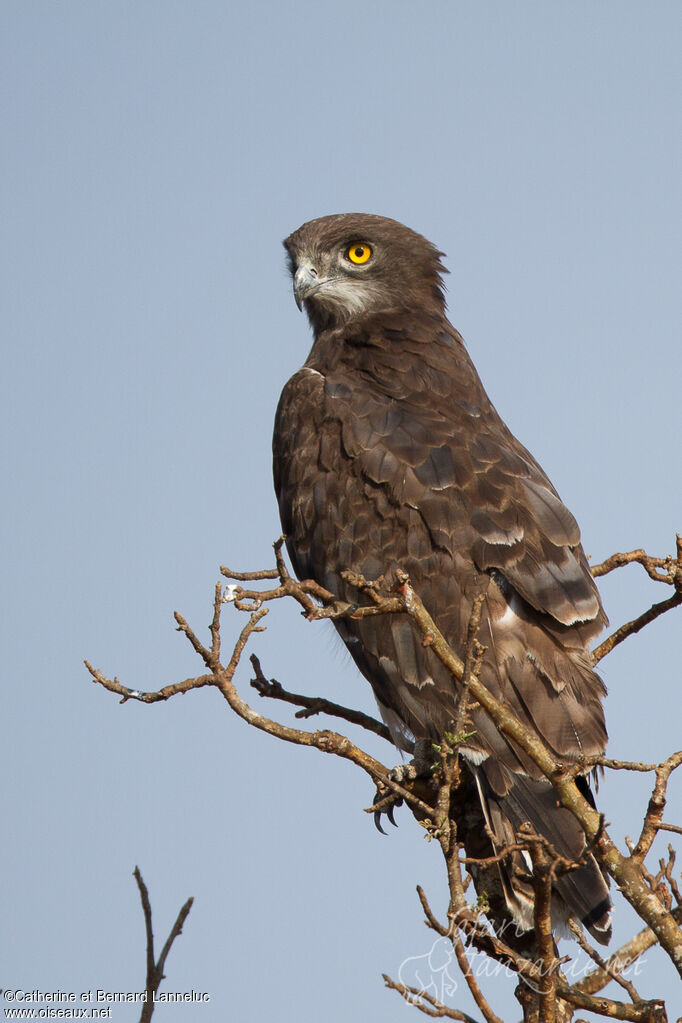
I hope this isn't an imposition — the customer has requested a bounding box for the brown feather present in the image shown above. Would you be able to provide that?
[274,213,611,944]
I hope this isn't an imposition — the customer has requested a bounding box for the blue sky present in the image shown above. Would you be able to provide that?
[2,3,680,1019]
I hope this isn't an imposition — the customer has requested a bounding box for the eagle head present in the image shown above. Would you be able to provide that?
[283,213,448,334]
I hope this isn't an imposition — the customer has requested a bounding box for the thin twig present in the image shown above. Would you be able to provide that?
[133,867,193,1023]
[84,664,215,703]
[592,592,682,664]
[89,603,433,820]
[453,593,485,739]
[632,751,682,862]
[416,818,547,996]
[591,548,676,585]
[554,988,667,1021]
[572,920,666,998]
[593,759,659,772]
[209,581,222,659]
[417,884,449,937]
[451,924,504,1023]
[657,823,682,838]
[89,536,682,1016]
[568,919,641,1002]
[249,653,394,744]
[392,574,682,977]
[520,825,558,1023]
[382,974,481,1021]
[570,911,682,997]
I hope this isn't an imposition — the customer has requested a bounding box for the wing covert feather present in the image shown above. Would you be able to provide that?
[273,312,607,762]
[276,213,611,943]
[309,319,604,631]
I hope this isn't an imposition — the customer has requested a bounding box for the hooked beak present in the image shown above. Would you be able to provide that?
[293,263,322,311]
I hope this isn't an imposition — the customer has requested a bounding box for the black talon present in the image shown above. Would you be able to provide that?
[372,789,402,834]
[372,789,389,835]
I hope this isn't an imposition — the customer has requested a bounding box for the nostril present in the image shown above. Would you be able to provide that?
[309,266,318,277]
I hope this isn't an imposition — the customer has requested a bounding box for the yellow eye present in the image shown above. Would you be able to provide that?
[347,242,372,265]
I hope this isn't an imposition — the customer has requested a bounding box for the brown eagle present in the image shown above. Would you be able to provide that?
[273,213,611,944]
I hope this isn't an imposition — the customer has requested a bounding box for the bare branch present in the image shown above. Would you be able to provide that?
[572,907,682,999]
[518,825,559,1022]
[220,536,288,581]
[451,924,504,1023]
[459,844,531,869]
[661,847,682,909]
[89,537,682,1018]
[453,593,486,740]
[88,596,434,822]
[222,539,337,615]
[592,592,682,664]
[590,536,682,664]
[593,759,661,773]
[568,919,641,1002]
[382,973,481,1021]
[417,884,450,937]
[84,662,215,703]
[657,823,682,838]
[133,867,193,1023]
[591,537,682,587]
[555,987,668,1022]
[632,751,682,862]
[209,580,222,659]
[249,652,394,744]
[392,574,682,977]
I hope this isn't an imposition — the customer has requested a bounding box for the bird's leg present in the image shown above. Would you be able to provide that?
[388,737,436,783]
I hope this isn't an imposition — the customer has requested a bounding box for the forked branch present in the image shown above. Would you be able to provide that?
[87,535,682,1021]
[590,535,682,664]
[133,867,193,1023]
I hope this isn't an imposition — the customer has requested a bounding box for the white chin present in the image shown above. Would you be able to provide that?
[314,279,380,318]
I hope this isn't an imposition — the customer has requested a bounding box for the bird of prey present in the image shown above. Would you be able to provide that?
[273,213,611,944]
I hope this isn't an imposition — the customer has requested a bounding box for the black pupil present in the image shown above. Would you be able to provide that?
[354,247,364,258]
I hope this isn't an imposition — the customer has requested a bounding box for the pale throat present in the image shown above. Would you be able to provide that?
[310,277,384,319]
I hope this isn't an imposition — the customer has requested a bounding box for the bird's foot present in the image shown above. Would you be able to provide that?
[373,740,436,833]
[387,762,419,785]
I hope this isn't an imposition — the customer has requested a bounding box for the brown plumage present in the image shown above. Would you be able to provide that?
[273,213,611,944]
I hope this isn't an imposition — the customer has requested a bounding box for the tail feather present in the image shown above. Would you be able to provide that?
[472,765,612,945]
